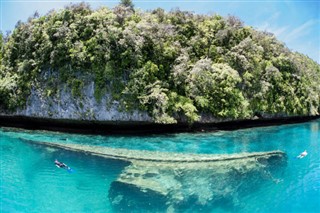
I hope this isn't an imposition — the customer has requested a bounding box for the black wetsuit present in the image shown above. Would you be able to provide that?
[55,161,67,168]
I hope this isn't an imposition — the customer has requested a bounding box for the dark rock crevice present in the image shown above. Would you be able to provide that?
[0,114,319,135]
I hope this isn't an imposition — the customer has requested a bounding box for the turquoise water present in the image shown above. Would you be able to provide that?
[1,120,319,212]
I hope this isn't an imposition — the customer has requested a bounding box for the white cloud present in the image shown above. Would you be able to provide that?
[272,26,289,37]
[256,12,289,37]
[284,19,318,42]
[269,12,281,22]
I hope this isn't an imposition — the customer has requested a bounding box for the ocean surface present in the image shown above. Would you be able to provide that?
[0,119,319,212]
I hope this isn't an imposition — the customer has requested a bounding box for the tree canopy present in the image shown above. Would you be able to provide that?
[0,2,319,123]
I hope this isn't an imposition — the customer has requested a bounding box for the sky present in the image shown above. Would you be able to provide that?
[0,0,319,63]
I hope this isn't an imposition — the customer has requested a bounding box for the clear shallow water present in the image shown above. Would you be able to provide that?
[1,120,319,212]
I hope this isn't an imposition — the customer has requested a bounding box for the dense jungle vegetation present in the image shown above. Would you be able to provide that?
[0,1,319,123]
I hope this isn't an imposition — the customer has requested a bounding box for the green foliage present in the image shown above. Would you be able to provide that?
[120,0,134,11]
[1,2,319,123]
[168,92,200,123]
[70,79,84,97]
[0,73,19,110]
[0,32,3,65]
[187,60,249,118]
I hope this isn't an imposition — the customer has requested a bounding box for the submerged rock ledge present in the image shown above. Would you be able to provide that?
[22,138,285,163]
[22,138,287,211]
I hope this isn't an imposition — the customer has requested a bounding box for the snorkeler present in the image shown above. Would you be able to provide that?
[54,159,68,169]
[54,159,74,173]
[297,150,308,159]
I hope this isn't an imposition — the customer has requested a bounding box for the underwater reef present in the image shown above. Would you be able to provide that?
[22,138,287,212]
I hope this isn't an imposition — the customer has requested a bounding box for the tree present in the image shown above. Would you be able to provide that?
[0,31,3,67]
[187,59,249,118]
[120,0,134,11]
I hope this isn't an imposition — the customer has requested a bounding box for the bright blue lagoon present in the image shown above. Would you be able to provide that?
[1,120,319,212]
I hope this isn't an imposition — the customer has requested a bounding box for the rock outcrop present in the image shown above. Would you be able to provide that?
[14,81,152,122]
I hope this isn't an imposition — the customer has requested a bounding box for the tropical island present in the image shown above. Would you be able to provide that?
[1,1,319,212]
[0,1,319,132]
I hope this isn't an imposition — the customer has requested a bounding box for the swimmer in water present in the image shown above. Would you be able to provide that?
[54,159,73,173]
[297,150,308,159]
[54,159,68,169]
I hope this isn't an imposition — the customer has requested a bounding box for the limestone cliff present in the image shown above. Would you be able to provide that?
[14,81,151,122]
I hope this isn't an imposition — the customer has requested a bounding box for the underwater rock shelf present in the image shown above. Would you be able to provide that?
[110,150,286,212]
[21,138,284,163]
[21,138,287,212]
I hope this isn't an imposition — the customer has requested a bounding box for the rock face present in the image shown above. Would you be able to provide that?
[3,71,290,124]
[22,139,287,212]
[1,71,316,131]
[14,80,151,122]
[11,81,227,124]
